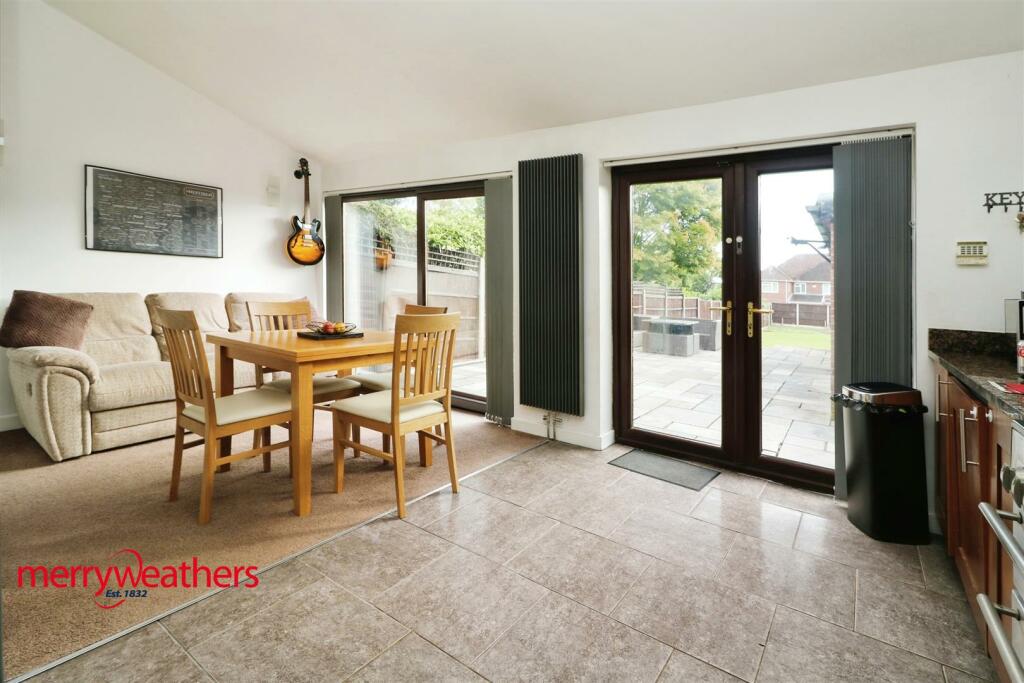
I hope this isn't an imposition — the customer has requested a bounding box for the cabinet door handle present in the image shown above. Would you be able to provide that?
[959,408,980,471]
[936,374,952,423]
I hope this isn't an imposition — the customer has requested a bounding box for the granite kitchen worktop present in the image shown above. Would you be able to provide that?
[928,328,1024,421]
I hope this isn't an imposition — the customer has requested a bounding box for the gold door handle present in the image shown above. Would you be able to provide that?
[708,300,732,336]
[747,302,773,338]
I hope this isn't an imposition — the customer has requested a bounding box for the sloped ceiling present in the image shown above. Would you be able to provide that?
[49,1,1024,161]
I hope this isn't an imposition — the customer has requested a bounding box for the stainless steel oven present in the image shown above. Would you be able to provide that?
[982,420,1024,682]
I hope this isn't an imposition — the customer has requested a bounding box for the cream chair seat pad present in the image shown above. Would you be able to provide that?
[332,391,443,424]
[264,375,360,397]
[350,370,405,392]
[182,389,293,426]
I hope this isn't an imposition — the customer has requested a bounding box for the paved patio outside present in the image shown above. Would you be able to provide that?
[632,344,834,469]
[452,358,487,397]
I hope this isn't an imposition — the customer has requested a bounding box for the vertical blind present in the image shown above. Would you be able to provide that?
[833,136,913,497]
[484,177,514,424]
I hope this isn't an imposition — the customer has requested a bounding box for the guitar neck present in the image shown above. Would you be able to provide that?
[302,175,311,224]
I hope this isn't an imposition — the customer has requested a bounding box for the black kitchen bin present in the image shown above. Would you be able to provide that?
[832,382,930,544]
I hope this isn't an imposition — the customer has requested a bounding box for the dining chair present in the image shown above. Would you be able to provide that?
[350,303,448,455]
[159,309,294,524]
[246,299,361,473]
[331,313,460,518]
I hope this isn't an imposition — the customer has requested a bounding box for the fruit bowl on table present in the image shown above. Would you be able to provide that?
[301,321,358,338]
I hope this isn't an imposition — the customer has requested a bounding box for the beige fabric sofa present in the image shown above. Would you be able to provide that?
[7,291,295,462]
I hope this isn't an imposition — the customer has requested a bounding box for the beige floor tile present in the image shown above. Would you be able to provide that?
[525,478,643,537]
[507,522,652,614]
[717,536,856,628]
[609,505,738,577]
[758,606,942,683]
[657,650,744,683]
[462,457,567,505]
[34,624,210,683]
[759,481,845,520]
[302,518,451,600]
[794,513,925,584]
[349,633,484,682]
[402,487,490,528]
[615,470,709,517]
[474,592,671,682]
[943,666,990,682]
[691,488,803,547]
[708,470,768,498]
[919,540,966,598]
[373,546,549,662]
[612,559,774,682]
[855,571,993,678]
[424,494,557,563]
[161,559,322,648]
[189,579,407,681]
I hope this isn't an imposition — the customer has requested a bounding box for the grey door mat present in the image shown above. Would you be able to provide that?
[609,449,719,491]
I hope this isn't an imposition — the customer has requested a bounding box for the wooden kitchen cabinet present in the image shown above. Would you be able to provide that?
[945,377,991,627]
[934,359,1021,683]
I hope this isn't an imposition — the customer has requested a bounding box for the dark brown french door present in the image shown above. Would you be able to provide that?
[612,147,836,492]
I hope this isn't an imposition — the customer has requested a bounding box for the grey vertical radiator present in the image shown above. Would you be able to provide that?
[518,153,583,416]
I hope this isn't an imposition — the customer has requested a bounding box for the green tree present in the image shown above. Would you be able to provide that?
[631,180,722,298]
[426,197,485,256]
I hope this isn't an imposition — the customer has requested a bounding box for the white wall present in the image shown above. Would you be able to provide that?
[0,0,323,429]
[324,52,1024,510]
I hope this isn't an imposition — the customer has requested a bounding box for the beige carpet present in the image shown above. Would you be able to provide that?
[0,410,542,679]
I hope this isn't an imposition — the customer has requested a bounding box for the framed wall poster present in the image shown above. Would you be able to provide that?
[85,165,223,258]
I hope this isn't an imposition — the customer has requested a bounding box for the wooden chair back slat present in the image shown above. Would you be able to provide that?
[405,304,448,315]
[157,309,214,413]
[247,300,314,332]
[391,313,460,421]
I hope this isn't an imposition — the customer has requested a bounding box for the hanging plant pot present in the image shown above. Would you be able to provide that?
[374,247,393,271]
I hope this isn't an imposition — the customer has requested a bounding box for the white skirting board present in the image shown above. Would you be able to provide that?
[0,412,23,432]
[510,417,615,451]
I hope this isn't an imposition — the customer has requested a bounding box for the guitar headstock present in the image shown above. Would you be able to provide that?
[293,158,311,180]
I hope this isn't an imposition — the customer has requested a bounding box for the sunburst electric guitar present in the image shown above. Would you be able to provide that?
[286,158,326,266]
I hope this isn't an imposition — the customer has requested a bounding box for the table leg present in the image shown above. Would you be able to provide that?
[216,344,234,473]
[291,364,314,516]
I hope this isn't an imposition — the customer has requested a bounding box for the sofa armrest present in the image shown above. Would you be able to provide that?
[7,346,100,384]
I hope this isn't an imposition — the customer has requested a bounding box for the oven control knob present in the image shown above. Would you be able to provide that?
[1013,478,1024,509]
[1002,465,1017,493]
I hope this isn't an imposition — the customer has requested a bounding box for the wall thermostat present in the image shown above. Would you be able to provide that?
[956,241,988,266]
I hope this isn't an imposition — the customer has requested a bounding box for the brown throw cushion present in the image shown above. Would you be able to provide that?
[0,290,94,349]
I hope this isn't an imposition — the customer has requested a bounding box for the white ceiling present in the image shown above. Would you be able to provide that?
[49,1,1024,163]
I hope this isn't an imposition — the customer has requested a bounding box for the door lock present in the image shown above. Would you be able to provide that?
[747,301,773,338]
[708,300,733,336]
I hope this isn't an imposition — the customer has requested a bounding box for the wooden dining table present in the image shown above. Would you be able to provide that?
[206,329,404,517]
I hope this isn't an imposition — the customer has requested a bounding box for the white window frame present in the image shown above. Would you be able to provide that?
[794,282,807,294]
[821,282,832,296]
[762,281,779,293]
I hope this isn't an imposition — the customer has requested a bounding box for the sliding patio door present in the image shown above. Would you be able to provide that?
[613,147,835,491]
[333,183,488,408]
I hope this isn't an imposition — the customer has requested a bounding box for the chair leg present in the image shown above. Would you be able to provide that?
[418,431,432,468]
[169,423,185,502]
[257,427,271,473]
[332,412,346,494]
[393,429,407,518]
[352,424,361,456]
[444,412,459,493]
[199,437,218,524]
[286,423,294,478]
